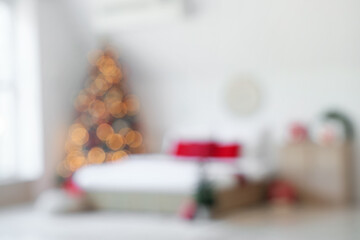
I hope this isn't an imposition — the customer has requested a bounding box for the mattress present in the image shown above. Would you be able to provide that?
[73,154,265,212]
[74,154,238,194]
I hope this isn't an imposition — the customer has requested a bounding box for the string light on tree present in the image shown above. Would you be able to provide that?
[59,46,144,178]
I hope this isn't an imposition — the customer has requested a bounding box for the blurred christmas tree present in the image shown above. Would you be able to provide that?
[58,47,144,179]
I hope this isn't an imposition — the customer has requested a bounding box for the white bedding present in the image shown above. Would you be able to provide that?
[74,154,239,194]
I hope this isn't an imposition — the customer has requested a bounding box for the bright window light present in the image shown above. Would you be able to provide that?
[0,0,43,181]
[0,1,16,180]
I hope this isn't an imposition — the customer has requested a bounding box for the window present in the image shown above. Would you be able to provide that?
[0,0,43,182]
[0,1,16,180]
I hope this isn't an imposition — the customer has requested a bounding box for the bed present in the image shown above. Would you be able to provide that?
[73,153,267,215]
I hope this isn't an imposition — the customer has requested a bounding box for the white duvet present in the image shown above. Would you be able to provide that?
[74,154,241,194]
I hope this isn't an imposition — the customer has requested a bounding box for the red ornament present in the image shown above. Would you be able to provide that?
[179,199,197,220]
[290,123,308,142]
[268,180,297,204]
[63,177,84,197]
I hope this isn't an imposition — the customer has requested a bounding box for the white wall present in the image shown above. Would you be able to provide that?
[37,0,94,191]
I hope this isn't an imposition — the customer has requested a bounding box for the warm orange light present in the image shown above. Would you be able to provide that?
[89,100,106,119]
[87,147,106,164]
[106,133,124,150]
[125,130,142,148]
[95,75,111,92]
[96,123,114,141]
[104,66,122,84]
[109,100,122,115]
[105,73,122,84]
[77,114,94,128]
[87,83,99,96]
[62,48,144,173]
[69,124,89,146]
[74,91,93,112]
[109,100,127,118]
[97,56,119,77]
[65,151,86,171]
[130,136,143,148]
[105,152,113,162]
[114,67,123,80]
[64,141,82,153]
[96,55,110,68]
[111,150,128,161]
[119,127,131,136]
[105,88,123,106]
[124,95,140,115]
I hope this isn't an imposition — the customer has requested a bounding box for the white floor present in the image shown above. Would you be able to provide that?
[0,206,360,240]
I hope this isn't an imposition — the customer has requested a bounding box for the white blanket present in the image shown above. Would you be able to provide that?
[74,154,239,194]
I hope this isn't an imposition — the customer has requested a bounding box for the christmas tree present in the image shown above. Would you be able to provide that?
[58,47,144,178]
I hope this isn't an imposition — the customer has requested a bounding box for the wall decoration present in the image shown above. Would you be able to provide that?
[225,77,261,116]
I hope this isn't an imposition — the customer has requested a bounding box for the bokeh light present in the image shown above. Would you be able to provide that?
[96,55,121,77]
[69,124,89,146]
[106,133,125,150]
[125,130,143,148]
[109,100,127,118]
[65,150,86,171]
[111,150,128,161]
[88,100,106,119]
[62,48,144,175]
[87,147,106,164]
[94,75,111,92]
[74,91,93,112]
[64,141,82,153]
[105,87,122,103]
[119,127,131,136]
[76,114,94,128]
[124,95,140,115]
[96,123,114,141]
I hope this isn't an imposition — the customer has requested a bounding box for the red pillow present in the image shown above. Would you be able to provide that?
[212,143,240,158]
[173,141,241,161]
[174,141,214,158]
